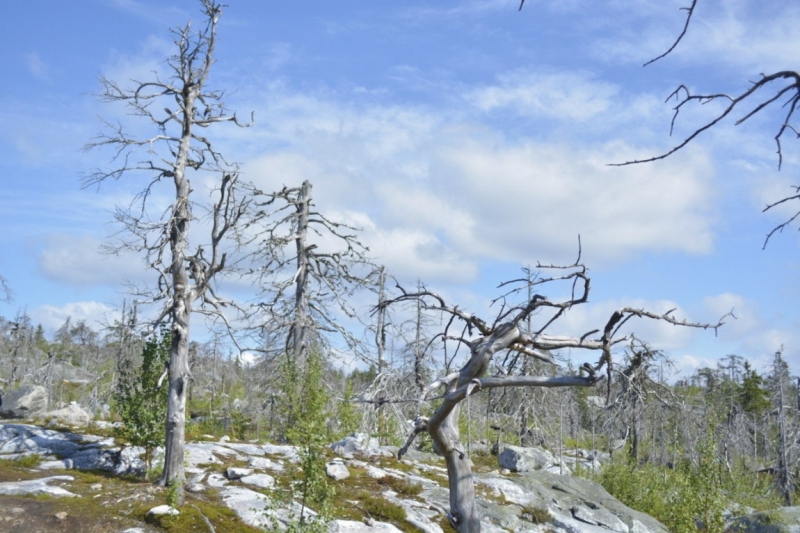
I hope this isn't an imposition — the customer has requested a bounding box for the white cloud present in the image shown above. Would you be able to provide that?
[238,85,717,281]
[593,0,800,74]
[467,70,618,121]
[30,301,115,333]
[670,353,719,382]
[24,52,49,82]
[703,292,759,340]
[37,234,148,288]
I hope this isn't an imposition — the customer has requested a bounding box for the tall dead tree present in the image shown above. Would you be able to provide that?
[243,180,373,361]
[380,261,725,533]
[86,0,251,502]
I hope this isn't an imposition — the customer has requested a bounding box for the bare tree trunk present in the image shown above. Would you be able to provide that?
[158,86,197,501]
[414,280,424,396]
[293,181,312,360]
[376,266,387,442]
[777,373,793,506]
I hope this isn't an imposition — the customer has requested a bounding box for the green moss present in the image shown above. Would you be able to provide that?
[377,476,423,496]
[146,499,262,533]
[358,491,407,522]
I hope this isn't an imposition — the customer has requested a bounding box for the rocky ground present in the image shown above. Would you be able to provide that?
[0,419,798,533]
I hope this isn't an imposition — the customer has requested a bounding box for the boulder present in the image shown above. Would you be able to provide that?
[147,505,179,517]
[226,467,253,480]
[41,403,92,427]
[326,460,350,480]
[0,386,48,419]
[497,445,555,473]
[330,433,386,458]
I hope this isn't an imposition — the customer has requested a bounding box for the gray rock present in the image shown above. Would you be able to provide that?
[0,386,48,419]
[0,424,80,457]
[240,473,275,489]
[328,520,404,532]
[226,467,254,480]
[366,465,388,479]
[186,483,206,493]
[326,460,350,480]
[248,456,284,472]
[219,442,265,456]
[220,486,272,529]
[41,404,92,427]
[497,445,555,473]
[147,505,179,517]
[261,443,299,456]
[207,472,229,487]
[184,443,225,467]
[503,470,669,533]
[0,475,77,497]
[330,433,385,458]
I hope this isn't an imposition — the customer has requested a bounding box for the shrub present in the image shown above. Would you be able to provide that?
[359,492,407,522]
[377,476,424,496]
[113,326,170,478]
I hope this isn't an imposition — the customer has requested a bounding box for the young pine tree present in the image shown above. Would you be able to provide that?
[284,349,335,532]
[114,327,170,478]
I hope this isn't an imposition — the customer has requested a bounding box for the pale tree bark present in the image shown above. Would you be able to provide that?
[85,0,251,503]
[381,261,726,533]
[0,275,11,304]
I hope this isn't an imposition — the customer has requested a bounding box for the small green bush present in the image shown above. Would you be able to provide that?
[359,492,407,522]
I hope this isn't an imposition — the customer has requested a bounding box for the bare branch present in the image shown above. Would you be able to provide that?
[643,0,698,67]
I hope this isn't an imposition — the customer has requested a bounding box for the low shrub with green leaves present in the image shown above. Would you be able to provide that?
[359,492,407,522]
[589,432,781,533]
[113,326,170,478]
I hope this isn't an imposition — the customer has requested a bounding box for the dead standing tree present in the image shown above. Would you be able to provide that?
[243,180,374,361]
[85,0,251,502]
[379,261,725,533]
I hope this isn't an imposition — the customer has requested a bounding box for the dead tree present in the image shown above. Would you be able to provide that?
[243,180,374,361]
[380,261,725,533]
[0,275,11,303]
[85,0,251,502]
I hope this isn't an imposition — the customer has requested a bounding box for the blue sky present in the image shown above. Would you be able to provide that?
[1,0,798,377]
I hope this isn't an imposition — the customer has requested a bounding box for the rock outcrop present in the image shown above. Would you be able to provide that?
[6,421,789,533]
[40,403,92,427]
[0,386,48,419]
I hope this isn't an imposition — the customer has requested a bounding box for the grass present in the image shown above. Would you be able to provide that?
[377,475,423,496]
[15,454,43,468]
[358,491,407,522]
